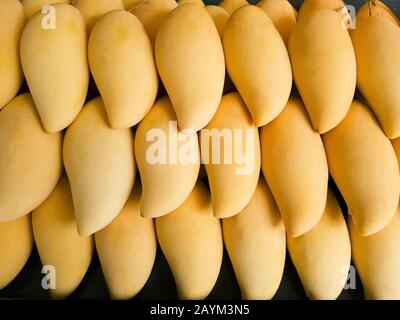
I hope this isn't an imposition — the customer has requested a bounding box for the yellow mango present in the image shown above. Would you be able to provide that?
[223,177,286,300]
[130,0,177,44]
[20,3,89,133]
[201,92,261,219]
[0,215,33,290]
[156,182,223,300]
[123,0,141,10]
[257,0,297,46]
[0,0,25,110]
[22,0,71,19]
[63,97,136,236]
[323,100,400,236]
[155,4,225,131]
[219,0,248,15]
[32,175,94,299]
[135,97,200,218]
[287,190,351,300]
[88,10,158,129]
[349,208,400,300]
[261,98,328,237]
[298,0,345,20]
[177,0,204,6]
[205,5,229,37]
[289,9,356,133]
[356,1,399,25]
[392,138,400,168]
[0,94,63,222]
[350,15,400,138]
[95,182,157,300]
[72,0,124,32]
[223,5,292,127]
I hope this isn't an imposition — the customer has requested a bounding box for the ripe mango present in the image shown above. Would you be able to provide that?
[257,0,297,46]
[95,182,157,300]
[177,0,204,6]
[0,0,25,110]
[323,100,400,236]
[20,4,89,133]
[122,0,140,10]
[205,5,229,37]
[261,98,328,237]
[0,94,63,222]
[350,15,400,138]
[356,1,399,25]
[63,97,136,236]
[89,10,158,129]
[130,0,177,44]
[0,215,33,290]
[201,92,261,219]
[219,0,248,15]
[289,9,356,133]
[298,0,345,20]
[155,4,225,131]
[135,97,200,218]
[349,208,400,300]
[32,175,94,299]
[156,181,223,300]
[223,177,286,300]
[287,190,351,300]
[223,5,292,127]
[22,0,71,19]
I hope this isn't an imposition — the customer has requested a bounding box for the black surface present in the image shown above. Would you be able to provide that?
[1,0,399,301]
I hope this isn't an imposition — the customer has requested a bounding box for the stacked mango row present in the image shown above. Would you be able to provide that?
[1,0,400,300]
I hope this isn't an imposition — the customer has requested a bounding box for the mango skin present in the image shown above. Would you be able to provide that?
[201,92,261,219]
[261,98,328,237]
[20,3,89,133]
[89,10,158,129]
[356,1,399,25]
[130,0,177,44]
[298,0,345,20]
[0,215,33,290]
[32,175,94,300]
[0,0,25,110]
[135,97,200,218]
[177,0,204,6]
[289,9,356,133]
[349,208,400,300]
[155,4,225,131]
[287,190,351,300]
[63,97,136,236]
[223,177,286,300]
[219,0,248,15]
[0,94,63,222]
[156,182,223,300]
[257,0,297,46]
[122,0,141,10]
[22,0,71,19]
[223,5,292,127]
[95,183,157,300]
[205,5,229,37]
[323,100,400,236]
[351,15,400,139]
[73,0,124,32]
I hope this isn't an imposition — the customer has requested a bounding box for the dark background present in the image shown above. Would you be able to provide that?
[1,0,399,301]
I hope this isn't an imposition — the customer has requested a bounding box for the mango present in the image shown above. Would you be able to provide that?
[155,4,225,131]
[350,15,400,138]
[177,0,204,6]
[289,9,356,133]
[63,97,136,236]
[73,0,124,32]
[205,5,229,37]
[32,175,94,299]
[88,10,158,129]
[298,0,345,20]
[135,97,200,218]
[323,100,400,236]
[219,0,248,15]
[261,98,328,237]
[0,215,33,290]
[22,0,71,19]
[223,176,286,300]
[287,190,351,300]
[356,1,399,25]
[0,94,63,222]
[123,0,141,10]
[201,92,261,219]
[95,182,157,300]
[349,208,400,300]
[257,0,297,46]
[20,3,89,133]
[156,181,223,300]
[223,5,292,127]
[0,0,25,110]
